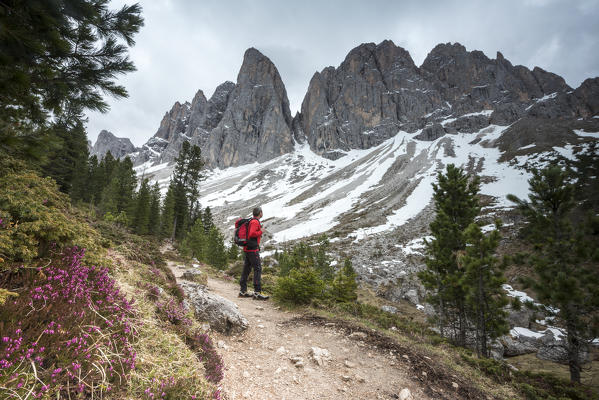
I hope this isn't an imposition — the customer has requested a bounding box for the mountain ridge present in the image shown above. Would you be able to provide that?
[91,40,598,168]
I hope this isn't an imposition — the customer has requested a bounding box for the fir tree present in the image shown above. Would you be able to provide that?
[133,179,151,235]
[148,183,162,236]
[330,258,358,303]
[0,0,143,163]
[168,141,204,239]
[41,120,89,195]
[204,226,227,269]
[459,222,509,357]
[314,235,334,281]
[99,177,119,216]
[181,218,206,261]
[161,184,176,239]
[202,207,215,233]
[114,157,137,215]
[418,164,480,346]
[508,165,599,383]
[228,241,240,261]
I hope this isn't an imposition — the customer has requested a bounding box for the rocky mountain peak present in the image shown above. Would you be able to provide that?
[91,130,137,160]
[204,47,294,168]
[154,101,191,142]
[300,40,440,158]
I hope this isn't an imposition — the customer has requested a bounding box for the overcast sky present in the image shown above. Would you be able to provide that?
[86,0,599,146]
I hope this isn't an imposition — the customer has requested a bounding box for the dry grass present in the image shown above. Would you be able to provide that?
[107,252,216,399]
[507,352,599,391]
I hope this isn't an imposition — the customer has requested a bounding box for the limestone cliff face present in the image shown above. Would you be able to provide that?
[298,40,588,158]
[205,48,294,168]
[153,101,191,142]
[91,130,137,160]
[299,40,442,158]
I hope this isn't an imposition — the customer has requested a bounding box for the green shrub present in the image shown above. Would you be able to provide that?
[274,267,324,305]
[0,168,100,263]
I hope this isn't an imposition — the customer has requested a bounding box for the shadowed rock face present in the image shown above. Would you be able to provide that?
[205,48,294,168]
[299,40,442,158]
[299,40,589,158]
[154,101,191,142]
[91,130,137,160]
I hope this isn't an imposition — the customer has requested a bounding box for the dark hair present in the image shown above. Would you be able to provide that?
[252,207,262,217]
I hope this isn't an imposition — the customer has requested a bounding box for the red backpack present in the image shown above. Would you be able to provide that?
[234,218,253,247]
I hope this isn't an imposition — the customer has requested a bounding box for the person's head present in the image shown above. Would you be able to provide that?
[253,206,263,219]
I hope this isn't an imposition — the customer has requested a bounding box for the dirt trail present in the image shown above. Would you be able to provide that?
[168,261,430,400]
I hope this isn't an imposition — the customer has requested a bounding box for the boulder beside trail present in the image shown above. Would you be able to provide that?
[180,281,248,334]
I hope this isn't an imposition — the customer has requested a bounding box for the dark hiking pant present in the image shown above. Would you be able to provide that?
[240,251,262,293]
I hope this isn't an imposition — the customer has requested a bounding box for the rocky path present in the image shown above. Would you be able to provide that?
[168,261,430,400]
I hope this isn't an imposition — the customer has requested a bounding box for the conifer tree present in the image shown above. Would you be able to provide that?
[100,177,119,216]
[100,152,117,189]
[459,222,509,357]
[42,120,89,195]
[114,157,137,215]
[314,235,334,281]
[204,226,227,269]
[181,217,206,261]
[169,141,204,239]
[508,165,599,383]
[148,183,162,236]
[330,258,358,303]
[228,241,240,261]
[161,184,176,239]
[0,0,143,163]
[133,178,151,235]
[202,207,215,233]
[418,164,480,345]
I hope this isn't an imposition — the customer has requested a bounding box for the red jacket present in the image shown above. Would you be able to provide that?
[244,218,262,252]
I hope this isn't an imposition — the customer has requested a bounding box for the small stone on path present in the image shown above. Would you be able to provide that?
[344,360,357,368]
[399,388,413,400]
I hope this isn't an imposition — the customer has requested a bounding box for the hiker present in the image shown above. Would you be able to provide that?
[239,207,269,300]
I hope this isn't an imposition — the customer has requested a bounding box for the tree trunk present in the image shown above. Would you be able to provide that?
[479,268,487,357]
[567,320,582,383]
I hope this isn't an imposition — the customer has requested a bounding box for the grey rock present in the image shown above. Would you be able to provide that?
[404,289,420,305]
[154,101,191,142]
[91,130,137,160]
[179,281,248,334]
[505,304,536,329]
[415,124,446,141]
[205,48,295,168]
[181,269,206,285]
[310,347,332,366]
[300,40,441,158]
[381,305,398,314]
[500,335,538,357]
[489,339,505,360]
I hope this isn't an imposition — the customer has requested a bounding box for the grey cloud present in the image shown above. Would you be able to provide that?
[86,0,599,146]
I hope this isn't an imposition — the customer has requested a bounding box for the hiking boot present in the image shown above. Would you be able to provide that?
[238,291,253,298]
[253,292,269,300]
